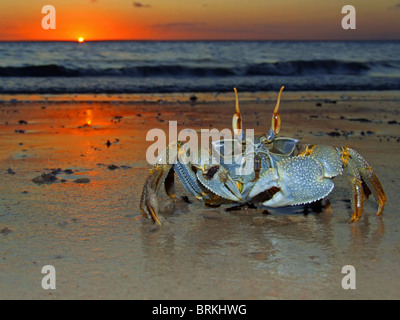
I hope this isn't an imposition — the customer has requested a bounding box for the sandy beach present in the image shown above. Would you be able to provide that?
[0,91,399,299]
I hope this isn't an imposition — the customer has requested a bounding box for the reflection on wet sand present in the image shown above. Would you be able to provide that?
[138,192,387,298]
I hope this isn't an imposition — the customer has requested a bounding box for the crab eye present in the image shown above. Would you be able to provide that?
[272,113,281,135]
[266,86,284,142]
[232,113,242,136]
[232,87,242,136]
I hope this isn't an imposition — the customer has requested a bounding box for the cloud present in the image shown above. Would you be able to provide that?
[133,2,151,8]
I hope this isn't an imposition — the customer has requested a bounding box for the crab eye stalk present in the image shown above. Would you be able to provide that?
[232,87,243,137]
[266,86,284,142]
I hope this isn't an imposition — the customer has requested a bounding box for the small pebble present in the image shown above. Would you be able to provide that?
[32,173,58,184]
[73,178,90,183]
[1,227,12,235]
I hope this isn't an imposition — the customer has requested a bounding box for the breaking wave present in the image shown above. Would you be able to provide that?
[1,60,397,77]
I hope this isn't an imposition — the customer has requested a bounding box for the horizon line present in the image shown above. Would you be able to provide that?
[1,38,400,42]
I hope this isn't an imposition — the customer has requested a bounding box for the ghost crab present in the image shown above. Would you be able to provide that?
[140,87,386,225]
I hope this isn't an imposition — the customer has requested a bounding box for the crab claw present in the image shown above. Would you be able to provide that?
[196,164,242,201]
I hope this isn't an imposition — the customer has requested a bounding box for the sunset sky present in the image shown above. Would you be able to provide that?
[1,0,399,41]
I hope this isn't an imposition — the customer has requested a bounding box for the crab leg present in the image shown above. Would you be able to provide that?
[344,156,366,222]
[140,164,173,225]
[140,141,182,225]
[340,147,386,220]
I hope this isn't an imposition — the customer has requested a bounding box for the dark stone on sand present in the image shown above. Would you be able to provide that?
[18,120,28,125]
[73,178,90,183]
[316,103,322,107]
[7,168,16,175]
[106,140,111,147]
[50,168,62,175]
[190,95,198,103]
[327,131,341,137]
[323,99,337,104]
[360,131,374,136]
[14,129,25,134]
[32,173,58,184]
[388,120,398,125]
[108,164,119,170]
[348,118,372,123]
[63,169,74,174]
[1,227,12,235]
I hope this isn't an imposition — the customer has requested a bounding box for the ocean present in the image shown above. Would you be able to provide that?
[0,41,399,94]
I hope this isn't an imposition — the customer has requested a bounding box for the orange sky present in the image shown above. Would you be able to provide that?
[0,0,399,41]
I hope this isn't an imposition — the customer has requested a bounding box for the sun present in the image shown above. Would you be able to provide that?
[77,37,85,43]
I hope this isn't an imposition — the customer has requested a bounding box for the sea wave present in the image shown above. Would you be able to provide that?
[1,60,398,78]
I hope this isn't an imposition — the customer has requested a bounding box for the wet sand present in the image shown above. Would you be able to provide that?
[0,91,399,299]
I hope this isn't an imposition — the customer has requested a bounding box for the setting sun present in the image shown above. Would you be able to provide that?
[78,37,85,43]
